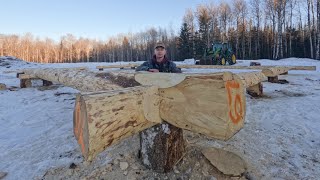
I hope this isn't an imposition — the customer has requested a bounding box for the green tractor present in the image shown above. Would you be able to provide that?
[203,42,236,65]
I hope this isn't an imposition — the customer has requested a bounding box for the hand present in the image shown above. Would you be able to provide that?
[148,69,159,72]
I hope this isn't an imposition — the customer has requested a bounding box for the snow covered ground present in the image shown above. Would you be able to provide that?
[0,57,319,180]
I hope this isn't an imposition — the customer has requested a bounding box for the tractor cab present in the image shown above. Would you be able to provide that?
[201,42,237,65]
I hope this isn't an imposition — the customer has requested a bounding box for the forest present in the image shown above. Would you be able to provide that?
[1,0,319,63]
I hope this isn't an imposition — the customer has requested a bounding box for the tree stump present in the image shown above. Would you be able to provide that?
[0,83,6,90]
[20,79,32,88]
[246,82,263,97]
[250,62,261,66]
[43,80,53,86]
[139,122,185,173]
[268,76,278,83]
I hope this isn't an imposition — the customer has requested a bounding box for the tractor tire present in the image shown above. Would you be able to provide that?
[217,57,226,65]
[212,57,218,65]
[228,54,236,65]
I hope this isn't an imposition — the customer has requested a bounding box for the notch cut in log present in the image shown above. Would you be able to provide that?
[74,72,248,161]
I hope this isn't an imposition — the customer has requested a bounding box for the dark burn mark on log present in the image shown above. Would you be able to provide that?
[119,98,130,102]
[112,106,125,112]
[95,72,141,88]
[96,120,115,129]
[92,110,104,118]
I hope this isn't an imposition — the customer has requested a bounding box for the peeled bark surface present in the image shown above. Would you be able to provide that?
[139,122,185,173]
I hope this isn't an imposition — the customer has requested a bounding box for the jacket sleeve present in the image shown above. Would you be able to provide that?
[170,62,182,73]
[136,62,150,71]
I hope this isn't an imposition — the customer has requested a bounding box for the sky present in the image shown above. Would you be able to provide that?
[0,0,215,41]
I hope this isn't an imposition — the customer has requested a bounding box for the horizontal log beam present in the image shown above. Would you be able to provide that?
[21,68,123,92]
[96,64,316,71]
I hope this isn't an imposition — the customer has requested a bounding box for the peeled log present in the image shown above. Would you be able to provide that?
[22,68,122,91]
[73,86,157,161]
[262,67,290,77]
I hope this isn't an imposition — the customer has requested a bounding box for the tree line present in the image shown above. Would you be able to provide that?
[1,0,320,63]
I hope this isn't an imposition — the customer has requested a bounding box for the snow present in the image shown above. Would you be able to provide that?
[0,57,320,179]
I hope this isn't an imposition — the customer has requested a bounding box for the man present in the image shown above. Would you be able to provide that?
[136,42,182,73]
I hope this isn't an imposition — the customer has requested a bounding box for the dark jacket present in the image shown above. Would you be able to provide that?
[136,55,182,73]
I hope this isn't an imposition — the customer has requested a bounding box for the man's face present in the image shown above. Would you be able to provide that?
[154,47,166,59]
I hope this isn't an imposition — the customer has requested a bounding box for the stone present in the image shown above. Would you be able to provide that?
[202,147,246,176]
[120,162,129,171]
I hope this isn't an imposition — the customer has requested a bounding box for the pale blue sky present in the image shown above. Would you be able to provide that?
[0,0,216,41]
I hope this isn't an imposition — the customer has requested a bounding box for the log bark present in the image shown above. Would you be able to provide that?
[139,122,185,173]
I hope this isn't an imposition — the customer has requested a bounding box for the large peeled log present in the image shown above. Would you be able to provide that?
[74,72,248,161]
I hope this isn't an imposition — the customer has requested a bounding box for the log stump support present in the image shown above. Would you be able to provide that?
[43,80,53,86]
[268,76,279,83]
[20,79,32,88]
[246,82,263,97]
[139,122,185,173]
